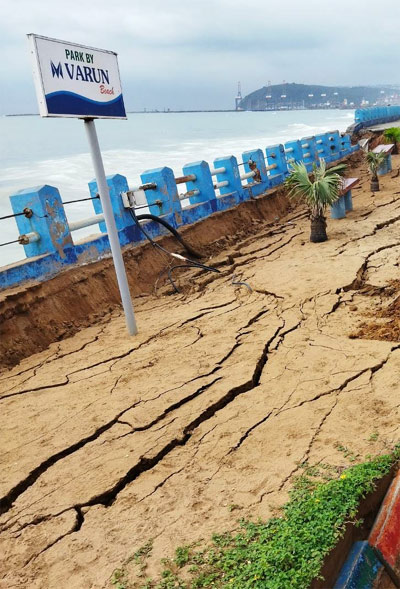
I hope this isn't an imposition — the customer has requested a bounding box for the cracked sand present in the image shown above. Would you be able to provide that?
[1,153,400,588]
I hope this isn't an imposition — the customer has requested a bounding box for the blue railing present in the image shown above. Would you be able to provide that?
[0,130,359,290]
[354,105,400,129]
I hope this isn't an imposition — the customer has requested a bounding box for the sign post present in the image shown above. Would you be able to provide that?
[28,34,137,336]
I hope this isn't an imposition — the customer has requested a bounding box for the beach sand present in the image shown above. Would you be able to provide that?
[1,152,400,588]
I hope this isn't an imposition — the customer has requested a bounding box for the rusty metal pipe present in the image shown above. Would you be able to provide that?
[175,174,196,185]
[18,231,40,245]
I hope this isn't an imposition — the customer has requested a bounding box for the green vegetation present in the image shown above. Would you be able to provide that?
[383,127,400,154]
[110,448,399,589]
[285,159,346,243]
[366,151,386,192]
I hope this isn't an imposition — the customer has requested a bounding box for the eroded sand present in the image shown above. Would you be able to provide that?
[1,155,400,588]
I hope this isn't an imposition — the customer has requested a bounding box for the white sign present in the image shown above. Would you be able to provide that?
[28,34,126,119]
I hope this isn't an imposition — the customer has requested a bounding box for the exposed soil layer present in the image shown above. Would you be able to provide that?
[0,186,291,370]
[1,151,400,588]
[351,280,400,342]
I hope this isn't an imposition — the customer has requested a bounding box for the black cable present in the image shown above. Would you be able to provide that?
[129,208,220,295]
[0,238,20,247]
[0,212,25,221]
[62,196,100,205]
[135,213,203,259]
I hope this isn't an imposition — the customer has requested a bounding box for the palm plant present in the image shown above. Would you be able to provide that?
[383,127,400,154]
[285,160,346,243]
[366,151,386,192]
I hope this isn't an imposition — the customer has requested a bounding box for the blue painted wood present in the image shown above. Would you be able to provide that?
[377,154,392,176]
[344,190,353,212]
[331,196,346,219]
[334,541,383,589]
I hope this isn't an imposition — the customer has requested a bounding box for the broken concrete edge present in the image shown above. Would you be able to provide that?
[334,469,400,588]
[0,150,359,293]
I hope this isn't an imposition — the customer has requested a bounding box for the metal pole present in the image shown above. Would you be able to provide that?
[84,118,138,336]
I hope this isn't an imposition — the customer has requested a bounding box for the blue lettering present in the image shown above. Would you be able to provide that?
[50,61,63,79]
[75,65,84,81]
[99,69,109,84]
[92,68,101,83]
[65,63,75,79]
[83,66,94,82]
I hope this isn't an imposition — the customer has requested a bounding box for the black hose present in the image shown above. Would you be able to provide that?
[135,213,203,259]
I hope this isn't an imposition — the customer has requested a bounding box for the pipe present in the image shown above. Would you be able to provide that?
[175,174,196,185]
[179,189,200,200]
[240,170,256,180]
[210,167,226,175]
[19,231,40,245]
[214,180,229,189]
[265,163,277,171]
[69,213,105,232]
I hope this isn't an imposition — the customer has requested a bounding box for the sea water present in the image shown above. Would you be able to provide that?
[0,109,354,266]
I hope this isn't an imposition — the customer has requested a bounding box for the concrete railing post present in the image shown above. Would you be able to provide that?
[265,144,288,186]
[301,136,317,171]
[89,173,135,239]
[213,155,243,209]
[284,139,303,168]
[140,166,182,226]
[9,185,76,263]
[340,135,352,158]
[327,131,341,161]
[315,133,330,162]
[182,160,216,209]
[242,148,269,198]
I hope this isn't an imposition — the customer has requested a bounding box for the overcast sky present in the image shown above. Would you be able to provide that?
[1,0,400,114]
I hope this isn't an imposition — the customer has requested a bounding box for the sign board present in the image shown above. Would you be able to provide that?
[27,34,126,119]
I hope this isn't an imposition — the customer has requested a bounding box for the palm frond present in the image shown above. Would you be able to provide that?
[285,160,343,215]
[325,162,347,177]
[366,151,386,174]
[383,127,400,143]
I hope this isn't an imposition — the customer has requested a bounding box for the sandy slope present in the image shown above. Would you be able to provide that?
[1,155,400,588]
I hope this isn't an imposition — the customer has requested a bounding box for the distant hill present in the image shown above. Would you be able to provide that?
[239,83,400,111]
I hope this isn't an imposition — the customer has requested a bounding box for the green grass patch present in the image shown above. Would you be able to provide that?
[111,448,399,589]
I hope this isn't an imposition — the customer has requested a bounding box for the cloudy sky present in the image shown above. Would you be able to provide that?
[1,0,399,114]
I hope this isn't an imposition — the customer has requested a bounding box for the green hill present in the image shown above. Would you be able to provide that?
[239,82,399,110]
